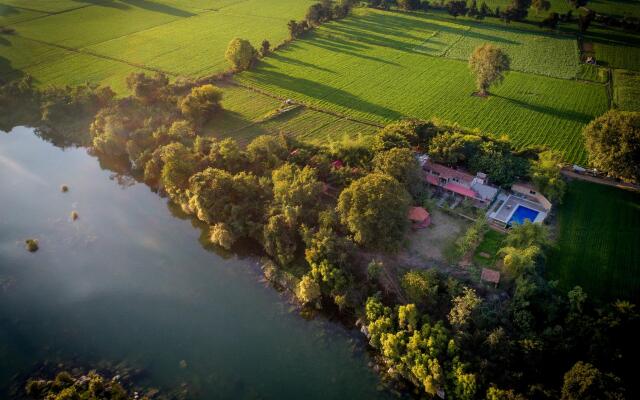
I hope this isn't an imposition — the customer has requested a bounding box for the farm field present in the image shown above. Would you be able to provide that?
[206,83,376,144]
[0,0,313,90]
[548,181,640,302]
[613,69,640,111]
[585,28,640,71]
[238,8,608,163]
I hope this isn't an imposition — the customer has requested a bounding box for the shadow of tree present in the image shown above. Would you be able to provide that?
[73,0,131,10]
[491,93,594,123]
[245,68,404,121]
[120,0,195,17]
[269,52,336,74]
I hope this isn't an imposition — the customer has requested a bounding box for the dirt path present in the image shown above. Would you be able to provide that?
[561,169,640,192]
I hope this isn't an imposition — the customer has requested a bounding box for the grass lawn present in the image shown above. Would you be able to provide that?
[238,8,608,163]
[613,69,640,111]
[473,230,506,268]
[548,181,640,302]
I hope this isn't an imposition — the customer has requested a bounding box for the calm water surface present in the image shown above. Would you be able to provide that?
[0,127,390,399]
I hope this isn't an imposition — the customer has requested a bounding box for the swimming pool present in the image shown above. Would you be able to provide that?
[509,205,540,225]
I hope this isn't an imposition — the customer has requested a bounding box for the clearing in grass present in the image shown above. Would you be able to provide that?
[548,180,640,302]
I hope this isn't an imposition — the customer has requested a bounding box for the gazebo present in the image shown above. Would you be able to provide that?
[408,207,431,229]
[480,268,501,288]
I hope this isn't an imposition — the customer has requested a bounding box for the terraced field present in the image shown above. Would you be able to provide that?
[0,0,314,89]
[548,181,640,302]
[238,8,608,163]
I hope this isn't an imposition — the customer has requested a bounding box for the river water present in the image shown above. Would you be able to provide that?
[0,127,391,399]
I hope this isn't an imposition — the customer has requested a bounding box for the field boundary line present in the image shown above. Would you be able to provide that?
[16,35,182,77]
[7,4,94,26]
[229,79,384,129]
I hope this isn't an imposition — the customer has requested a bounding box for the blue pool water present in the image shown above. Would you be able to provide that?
[509,205,540,225]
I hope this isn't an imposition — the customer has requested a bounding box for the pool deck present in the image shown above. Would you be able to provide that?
[489,195,548,224]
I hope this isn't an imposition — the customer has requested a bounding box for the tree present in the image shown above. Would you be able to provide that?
[401,269,440,309]
[469,44,510,96]
[503,0,531,21]
[447,0,468,17]
[540,12,560,29]
[578,10,595,33]
[125,72,169,104]
[427,131,482,165]
[225,38,257,71]
[499,245,539,276]
[246,134,289,173]
[561,362,624,400]
[337,173,411,250]
[479,1,490,17]
[263,212,299,266]
[468,0,479,17]
[532,0,550,15]
[271,163,324,223]
[583,110,640,182]
[306,3,325,26]
[297,274,321,305]
[448,287,481,330]
[372,147,423,197]
[398,0,421,10]
[530,150,566,203]
[210,223,236,249]
[260,39,270,56]
[159,142,198,192]
[504,220,549,248]
[179,84,223,125]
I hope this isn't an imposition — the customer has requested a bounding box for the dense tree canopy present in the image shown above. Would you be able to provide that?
[179,84,223,125]
[337,173,411,250]
[530,150,566,203]
[583,110,640,182]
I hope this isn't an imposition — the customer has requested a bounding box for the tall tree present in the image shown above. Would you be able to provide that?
[529,150,566,203]
[225,38,257,71]
[469,44,510,96]
[583,110,640,182]
[337,173,411,250]
[179,84,223,125]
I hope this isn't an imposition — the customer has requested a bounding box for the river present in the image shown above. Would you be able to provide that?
[0,127,391,399]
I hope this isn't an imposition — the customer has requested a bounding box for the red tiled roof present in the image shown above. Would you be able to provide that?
[425,174,439,185]
[444,182,477,198]
[408,206,430,222]
[426,162,475,184]
[481,268,501,284]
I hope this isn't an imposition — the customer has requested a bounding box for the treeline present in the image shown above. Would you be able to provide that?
[366,0,640,32]
[1,74,637,399]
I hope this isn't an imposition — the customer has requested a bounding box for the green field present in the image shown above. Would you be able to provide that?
[205,83,376,144]
[613,69,640,111]
[548,181,640,302]
[0,0,313,90]
[238,8,608,163]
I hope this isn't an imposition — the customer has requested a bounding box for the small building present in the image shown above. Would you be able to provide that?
[423,160,498,206]
[408,206,431,229]
[481,268,501,288]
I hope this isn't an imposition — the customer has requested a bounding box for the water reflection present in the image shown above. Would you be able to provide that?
[0,127,391,399]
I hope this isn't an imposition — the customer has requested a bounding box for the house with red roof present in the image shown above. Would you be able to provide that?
[423,160,498,206]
